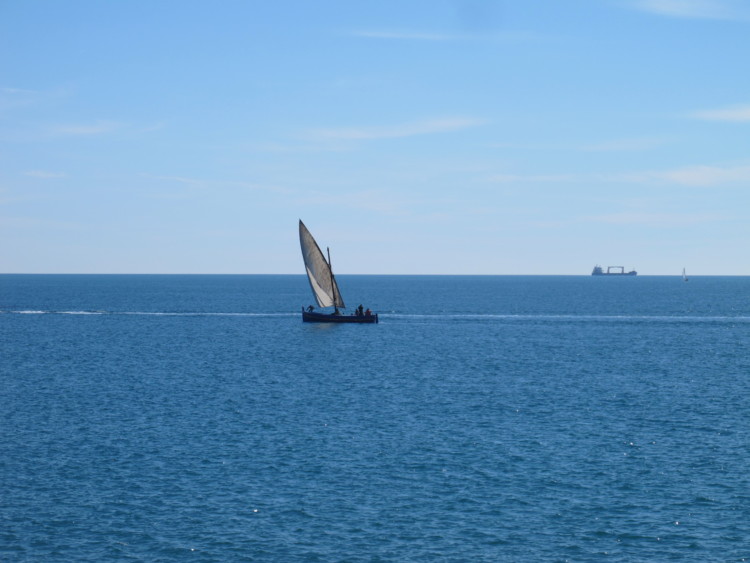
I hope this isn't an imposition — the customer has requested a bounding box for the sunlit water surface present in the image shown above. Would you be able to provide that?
[2,275,749,561]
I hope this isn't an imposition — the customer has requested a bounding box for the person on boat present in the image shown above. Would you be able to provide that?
[357,304,364,316]
[307,305,314,312]
[365,308,371,316]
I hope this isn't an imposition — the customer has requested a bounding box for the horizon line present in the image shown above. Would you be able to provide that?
[1,272,747,277]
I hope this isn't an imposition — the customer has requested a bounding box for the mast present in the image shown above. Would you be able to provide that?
[327,247,339,309]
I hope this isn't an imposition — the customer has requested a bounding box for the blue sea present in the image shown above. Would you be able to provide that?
[2,274,749,562]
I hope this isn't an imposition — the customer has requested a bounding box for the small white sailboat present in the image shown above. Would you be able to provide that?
[682,268,689,282]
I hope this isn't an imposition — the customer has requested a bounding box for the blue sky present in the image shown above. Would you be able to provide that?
[2,0,749,274]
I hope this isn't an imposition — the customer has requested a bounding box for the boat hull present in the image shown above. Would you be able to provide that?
[592,271,637,276]
[302,309,378,323]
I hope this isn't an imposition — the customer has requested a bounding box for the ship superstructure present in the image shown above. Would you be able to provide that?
[592,265,637,276]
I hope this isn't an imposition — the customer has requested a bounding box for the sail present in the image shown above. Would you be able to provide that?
[299,220,346,309]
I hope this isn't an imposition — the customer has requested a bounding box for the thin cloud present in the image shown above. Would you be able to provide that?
[348,29,547,43]
[488,163,750,187]
[144,174,204,186]
[616,163,750,186]
[626,0,750,20]
[295,188,408,215]
[488,173,578,183]
[1,87,38,95]
[4,117,156,142]
[590,211,722,225]
[653,164,750,186]
[691,103,750,122]
[141,174,293,195]
[0,86,41,113]
[51,120,121,136]
[247,141,356,154]
[581,137,668,152]
[140,121,167,132]
[488,137,668,152]
[0,215,85,231]
[307,117,485,141]
[350,29,460,41]
[24,170,66,179]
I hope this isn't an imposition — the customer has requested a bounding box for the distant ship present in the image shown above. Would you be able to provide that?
[592,265,637,276]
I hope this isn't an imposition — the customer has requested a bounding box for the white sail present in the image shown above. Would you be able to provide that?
[299,220,346,309]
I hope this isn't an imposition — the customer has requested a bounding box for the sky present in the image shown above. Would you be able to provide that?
[2,0,750,275]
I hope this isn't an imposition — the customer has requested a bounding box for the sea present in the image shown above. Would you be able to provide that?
[2,274,749,562]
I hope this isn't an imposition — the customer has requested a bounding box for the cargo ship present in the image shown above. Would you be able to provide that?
[592,265,637,276]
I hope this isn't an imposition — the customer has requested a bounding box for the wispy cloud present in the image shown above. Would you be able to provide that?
[589,211,722,225]
[0,212,86,231]
[295,188,408,215]
[24,170,66,179]
[614,163,750,186]
[306,117,485,141]
[488,163,750,187]
[247,141,356,154]
[0,86,41,113]
[145,174,204,186]
[348,29,547,43]
[580,137,668,151]
[690,103,750,122]
[488,173,578,183]
[627,0,750,20]
[1,87,38,95]
[488,137,668,152]
[50,120,122,136]
[140,121,167,133]
[141,174,293,196]
[349,29,460,41]
[649,164,750,186]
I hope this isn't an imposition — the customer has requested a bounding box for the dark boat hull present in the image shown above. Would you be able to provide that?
[592,271,637,276]
[302,309,378,323]
[592,265,637,276]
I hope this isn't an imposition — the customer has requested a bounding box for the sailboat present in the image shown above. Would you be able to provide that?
[683,268,689,282]
[299,220,378,323]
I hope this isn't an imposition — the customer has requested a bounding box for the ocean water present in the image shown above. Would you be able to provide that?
[2,274,749,562]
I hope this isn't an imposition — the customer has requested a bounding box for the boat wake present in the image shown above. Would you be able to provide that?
[2,310,298,318]
[385,313,750,323]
